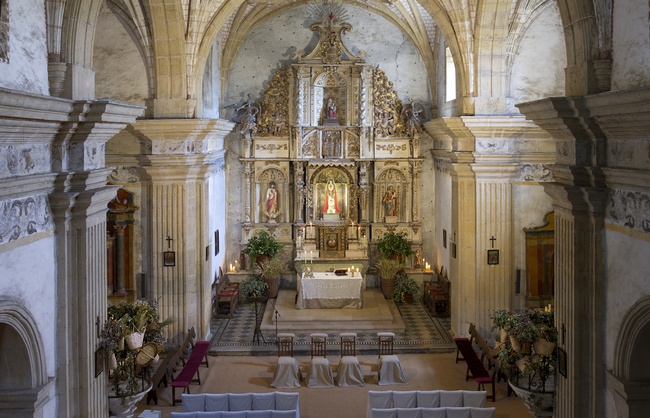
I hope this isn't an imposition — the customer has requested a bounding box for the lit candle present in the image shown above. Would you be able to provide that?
[356,267,359,273]
[348,267,351,274]
[310,250,313,264]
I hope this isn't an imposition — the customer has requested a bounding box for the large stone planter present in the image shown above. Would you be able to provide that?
[108,383,151,418]
[508,380,554,417]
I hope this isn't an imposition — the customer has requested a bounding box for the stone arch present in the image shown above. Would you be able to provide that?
[613,296,650,380]
[0,299,52,416]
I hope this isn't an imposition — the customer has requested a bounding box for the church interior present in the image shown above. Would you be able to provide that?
[0,0,649,416]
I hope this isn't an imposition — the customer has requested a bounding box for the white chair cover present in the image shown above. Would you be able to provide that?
[271,357,302,388]
[462,391,487,407]
[252,392,276,410]
[415,391,440,408]
[469,407,495,418]
[196,413,222,418]
[419,408,447,418]
[337,356,365,387]
[274,392,300,418]
[228,393,253,411]
[445,407,472,418]
[378,355,407,385]
[171,413,198,418]
[392,391,417,408]
[205,394,229,411]
[367,391,393,418]
[372,408,398,418]
[306,357,334,388]
[246,411,273,418]
[396,408,422,418]
[219,412,247,418]
[440,390,463,407]
[271,411,296,418]
[183,394,206,412]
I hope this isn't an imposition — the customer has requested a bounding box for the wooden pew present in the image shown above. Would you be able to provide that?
[169,327,211,406]
[454,323,497,402]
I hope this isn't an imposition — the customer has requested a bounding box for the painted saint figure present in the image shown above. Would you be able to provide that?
[322,179,340,214]
[266,181,279,216]
[383,185,398,217]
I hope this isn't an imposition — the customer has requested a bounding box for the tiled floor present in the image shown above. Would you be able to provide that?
[209,290,455,356]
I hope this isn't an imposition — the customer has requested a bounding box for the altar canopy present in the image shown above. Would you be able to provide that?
[297,272,364,309]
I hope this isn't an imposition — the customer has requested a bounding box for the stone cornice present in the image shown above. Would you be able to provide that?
[131,119,236,156]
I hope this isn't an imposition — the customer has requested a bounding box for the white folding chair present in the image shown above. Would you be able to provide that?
[271,333,301,388]
[415,391,440,408]
[395,408,422,418]
[252,392,276,410]
[392,391,416,408]
[171,413,198,418]
[228,393,253,411]
[377,332,406,385]
[439,390,463,407]
[367,390,393,418]
[306,333,334,388]
[419,408,447,418]
[469,407,496,418]
[462,391,487,407]
[372,408,398,418]
[274,391,300,417]
[336,332,365,387]
[195,412,222,418]
[182,394,206,412]
[205,393,229,411]
[445,407,472,418]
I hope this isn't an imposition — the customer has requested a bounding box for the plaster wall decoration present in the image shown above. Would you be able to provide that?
[108,167,141,184]
[0,144,50,178]
[434,158,450,174]
[0,195,53,243]
[607,189,650,233]
[0,0,8,63]
[518,163,553,182]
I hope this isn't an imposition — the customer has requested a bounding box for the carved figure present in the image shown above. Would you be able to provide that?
[382,185,398,217]
[375,111,395,137]
[402,99,424,136]
[266,182,279,215]
[326,98,337,119]
[272,113,286,136]
[322,179,340,214]
[236,94,261,136]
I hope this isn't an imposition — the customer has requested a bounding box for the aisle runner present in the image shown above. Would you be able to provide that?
[209,299,454,355]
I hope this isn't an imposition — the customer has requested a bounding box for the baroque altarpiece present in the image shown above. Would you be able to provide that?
[239,5,425,274]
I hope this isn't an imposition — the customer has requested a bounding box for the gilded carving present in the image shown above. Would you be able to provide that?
[372,68,408,137]
[258,67,291,136]
[0,195,53,243]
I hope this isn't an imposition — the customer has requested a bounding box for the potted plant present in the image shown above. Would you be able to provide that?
[376,231,414,264]
[101,300,170,414]
[490,309,514,344]
[492,309,557,416]
[239,274,270,302]
[509,313,539,354]
[257,255,286,298]
[244,230,283,268]
[391,272,421,303]
[375,257,403,299]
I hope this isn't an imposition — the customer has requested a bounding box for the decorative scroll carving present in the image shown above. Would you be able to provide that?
[258,67,291,136]
[109,167,141,184]
[518,164,553,182]
[607,189,650,232]
[256,143,288,152]
[0,195,53,243]
[347,133,360,158]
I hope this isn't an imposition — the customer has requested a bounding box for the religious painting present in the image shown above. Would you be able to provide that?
[487,249,499,265]
[163,251,176,267]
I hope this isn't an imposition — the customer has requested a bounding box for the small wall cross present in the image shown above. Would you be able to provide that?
[166,235,173,249]
[489,235,497,248]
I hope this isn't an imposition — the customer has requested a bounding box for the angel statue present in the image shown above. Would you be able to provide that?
[236,94,261,137]
[401,98,425,137]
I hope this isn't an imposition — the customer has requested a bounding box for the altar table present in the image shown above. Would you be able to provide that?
[297,272,364,309]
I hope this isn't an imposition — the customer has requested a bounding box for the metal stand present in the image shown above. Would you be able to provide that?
[252,300,266,345]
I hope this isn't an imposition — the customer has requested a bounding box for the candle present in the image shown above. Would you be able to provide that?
[356,267,359,273]
[310,250,313,264]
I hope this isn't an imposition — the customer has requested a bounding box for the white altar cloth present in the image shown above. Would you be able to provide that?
[297,272,364,309]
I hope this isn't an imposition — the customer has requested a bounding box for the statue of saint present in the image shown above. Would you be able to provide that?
[266,182,279,215]
[382,185,398,217]
[236,94,260,136]
[322,179,340,214]
[326,98,337,119]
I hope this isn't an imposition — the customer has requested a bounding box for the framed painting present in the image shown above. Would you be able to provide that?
[557,347,567,378]
[487,249,499,265]
[163,251,176,267]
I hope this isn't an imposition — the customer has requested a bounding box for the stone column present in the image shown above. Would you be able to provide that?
[358,161,371,223]
[518,97,609,418]
[129,119,234,343]
[410,160,422,223]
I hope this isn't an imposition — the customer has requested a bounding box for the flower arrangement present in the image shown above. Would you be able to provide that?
[391,272,421,303]
[100,300,171,398]
[239,275,270,300]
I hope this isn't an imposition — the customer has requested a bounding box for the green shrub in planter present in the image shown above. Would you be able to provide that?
[391,272,421,303]
[376,231,414,261]
[239,275,270,300]
[244,230,283,267]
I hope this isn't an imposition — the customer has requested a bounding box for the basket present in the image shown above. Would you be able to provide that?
[135,342,159,366]
[125,332,144,350]
[108,352,118,371]
[265,276,280,298]
[381,278,395,299]
[534,338,556,357]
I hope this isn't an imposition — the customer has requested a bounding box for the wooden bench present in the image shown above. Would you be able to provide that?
[146,346,182,405]
[170,327,211,406]
[454,323,496,402]
[212,273,240,318]
[423,276,450,317]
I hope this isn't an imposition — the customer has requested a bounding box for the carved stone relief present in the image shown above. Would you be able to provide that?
[518,164,553,182]
[109,167,141,184]
[0,144,50,179]
[0,195,53,243]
